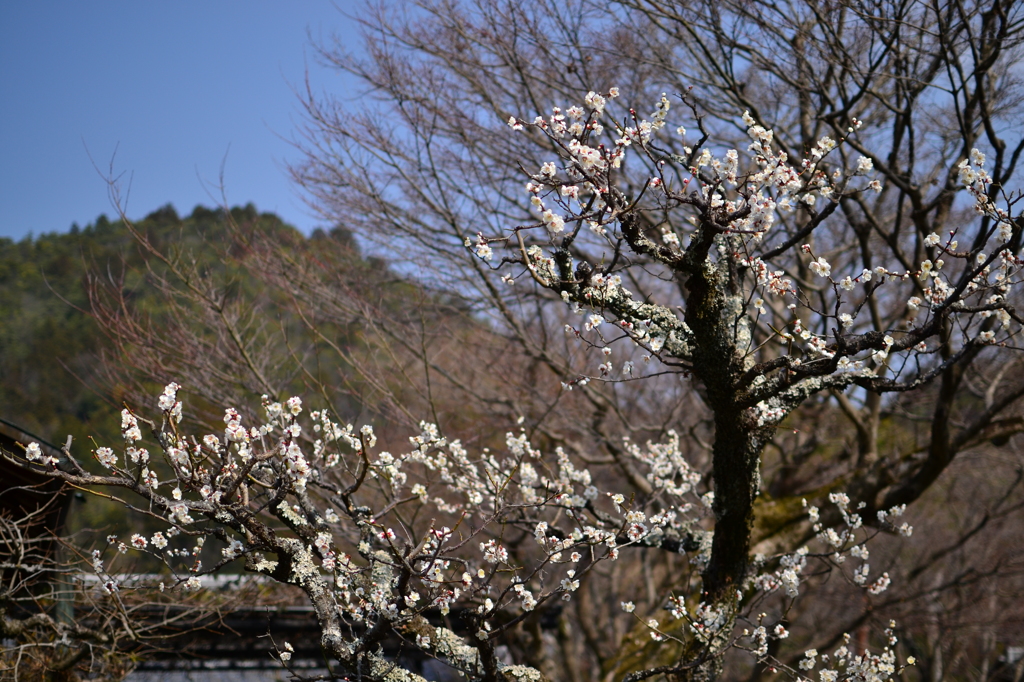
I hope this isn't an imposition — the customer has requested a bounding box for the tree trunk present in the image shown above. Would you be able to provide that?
[704,411,763,603]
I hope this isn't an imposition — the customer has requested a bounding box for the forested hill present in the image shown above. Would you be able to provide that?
[1,201,475,537]
[0,204,308,452]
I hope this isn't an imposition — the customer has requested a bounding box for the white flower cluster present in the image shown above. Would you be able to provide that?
[158,382,182,422]
[623,430,700,497]
[23,441,58,466]
[121,408,142,442]
[71,380,925,679]
[507,92,1024,410]
[877,503,913,537]
[750,494,904,606]
[95,447,117,469]
[464,232,494,260]
[87,396,640,625]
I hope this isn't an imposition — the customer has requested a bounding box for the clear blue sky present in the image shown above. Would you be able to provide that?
[0,2,361,240]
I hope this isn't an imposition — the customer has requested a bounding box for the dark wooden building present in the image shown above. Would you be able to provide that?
[0,418,71,563]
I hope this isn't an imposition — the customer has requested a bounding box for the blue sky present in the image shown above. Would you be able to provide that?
[0,2,362,240]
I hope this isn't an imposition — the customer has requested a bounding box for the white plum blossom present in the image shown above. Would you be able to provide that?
[809,257,832,278]
[95,447,117,469]
[158,383,179,411]
[222,539,245,559]
[158,382,183,422]
[121,409,142,442]
[584,91,606,113]
[542,210,565,233]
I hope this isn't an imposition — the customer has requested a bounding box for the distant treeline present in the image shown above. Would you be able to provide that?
[2,205,286,444]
